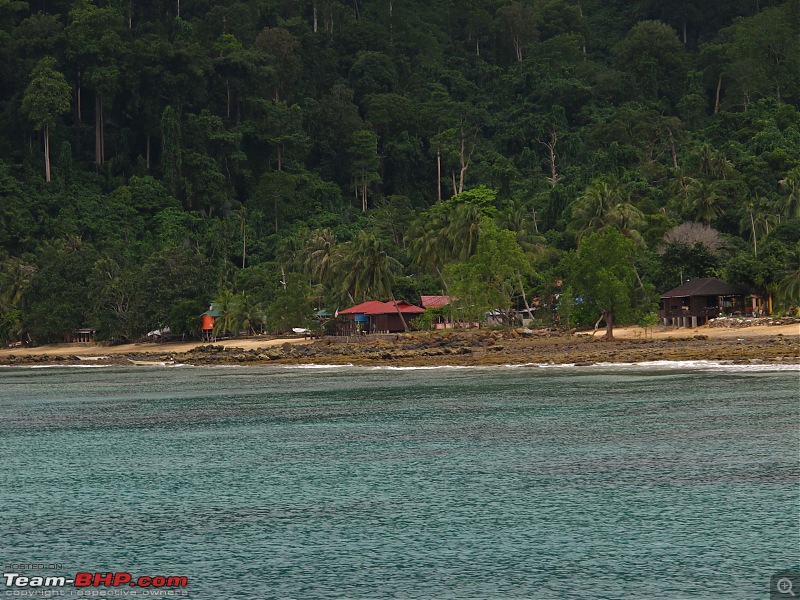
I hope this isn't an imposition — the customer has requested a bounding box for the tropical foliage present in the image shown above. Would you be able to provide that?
[1,0,799,343]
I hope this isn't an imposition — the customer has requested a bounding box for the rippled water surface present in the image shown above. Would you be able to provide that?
[1,365,798,599]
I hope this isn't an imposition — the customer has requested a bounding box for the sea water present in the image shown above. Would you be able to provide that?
[1,364,798,599]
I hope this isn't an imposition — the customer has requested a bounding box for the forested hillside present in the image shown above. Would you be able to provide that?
[1,0,799,343]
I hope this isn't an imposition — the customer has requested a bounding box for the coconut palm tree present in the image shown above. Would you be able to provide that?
[446,202,483,260]
[406,212,452,284]
[778,168,800,220]
[739,197,778,257]
[303,228,337,284]
[569,179,626,243]
[340,231,403,302]
[689,179,722,225]
[608,202,646,248]
[777,243,800,311]
[496,200,545,254]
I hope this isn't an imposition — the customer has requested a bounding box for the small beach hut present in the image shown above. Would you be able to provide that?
[200,305,221,340]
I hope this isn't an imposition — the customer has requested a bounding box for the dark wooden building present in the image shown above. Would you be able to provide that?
[659,278,754,327]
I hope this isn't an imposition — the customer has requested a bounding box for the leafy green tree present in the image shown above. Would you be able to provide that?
[21,57,71,182]
[348,129,381,212]
[445,221,532,327]
[253,26,301,102]
[493,2,538,63]
[265,272,312,334]
[612,20,687,105]
[24,238,98,342]
[88,255,138,341]
[564,229,638,340]
[65,2,126,167]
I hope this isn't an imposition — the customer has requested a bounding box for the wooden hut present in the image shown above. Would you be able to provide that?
[658,278,753,327]
[200,305,221,340]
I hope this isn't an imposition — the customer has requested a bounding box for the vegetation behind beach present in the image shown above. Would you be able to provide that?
[1,0,799,343]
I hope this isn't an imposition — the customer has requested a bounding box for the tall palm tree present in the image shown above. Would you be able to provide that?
[340,231,402,302]
[446,202,483,260]
[229,291,264,335]
[608,202,646,247]
[275,229,309,286]
[569,179,624,243]
[689,179,722,225]
[777,243,800,311]
[212,289,237,338]
[740,197,778,257]
[779,168,800,220]
[407,213,451,284]
[303,228,337,284]
[496,200,545,254]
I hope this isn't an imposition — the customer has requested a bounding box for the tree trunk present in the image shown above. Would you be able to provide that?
[146,135,150,171]
[391,294,409,332]
[226,79,231,120]
[362,178,367,212]
[436,146,442,202]
[74,78,82,155]
[95,95,102,168]
[667,128,678,169]
[517,271,532,323]
[603,310,614,340]
[100,97,105,164]
[434,265,449,295]
[458,128,471,194]
[277,144,282,171]
[313,2,318,32]
[714,74,722,114]
[241,215,247,268]
[539,130,559,186]
[44,124,51,183]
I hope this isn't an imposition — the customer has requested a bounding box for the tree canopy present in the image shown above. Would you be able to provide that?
[0,0,799,343]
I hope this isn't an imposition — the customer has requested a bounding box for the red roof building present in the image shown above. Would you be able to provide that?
[420,295,452,308]
[339,300,424,333]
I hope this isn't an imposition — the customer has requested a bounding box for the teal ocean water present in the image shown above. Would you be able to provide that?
[1,364,798,599]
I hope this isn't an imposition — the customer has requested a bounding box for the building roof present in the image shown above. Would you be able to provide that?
[339,300,425,315]
[660,278,751,299]
[201,304,221,317]
[421,295,451,308]
[314,309,332,317]
[386,300,425,314]
[338,300,388,315]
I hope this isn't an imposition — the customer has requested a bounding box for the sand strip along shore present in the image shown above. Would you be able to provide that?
[0,323,797,367]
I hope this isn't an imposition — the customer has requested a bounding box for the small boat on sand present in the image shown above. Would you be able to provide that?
[128,359,174,366]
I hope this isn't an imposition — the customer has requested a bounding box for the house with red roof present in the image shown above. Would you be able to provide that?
[339,300,425,333]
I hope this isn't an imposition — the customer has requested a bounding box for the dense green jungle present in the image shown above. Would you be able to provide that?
[1,0,799,343]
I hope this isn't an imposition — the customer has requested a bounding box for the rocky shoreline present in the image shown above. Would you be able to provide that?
[2,330,798,368]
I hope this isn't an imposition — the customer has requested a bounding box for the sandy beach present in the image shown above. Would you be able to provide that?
[1,322,797,367]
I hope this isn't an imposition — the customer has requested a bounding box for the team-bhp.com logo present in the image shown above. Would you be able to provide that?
[4,572,188,589]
